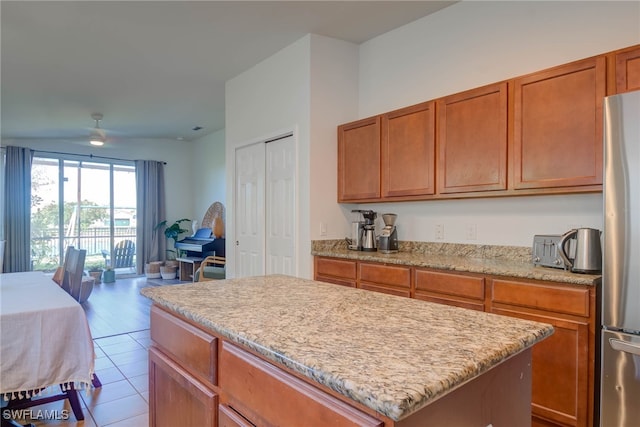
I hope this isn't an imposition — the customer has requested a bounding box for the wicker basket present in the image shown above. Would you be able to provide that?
[145,262,162,279]
[160,264,177,280]
[165,260,179,269]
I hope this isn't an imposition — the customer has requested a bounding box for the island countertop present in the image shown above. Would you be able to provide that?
[141,275,553,421]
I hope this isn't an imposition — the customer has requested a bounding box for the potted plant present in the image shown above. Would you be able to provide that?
[155,218,191,260]
[103,266,116,283]
[86,263,103,284]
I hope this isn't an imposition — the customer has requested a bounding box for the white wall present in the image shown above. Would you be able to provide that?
[191,128,226,224]
[359,1,640,114]
[348,0,640,247]
[2,137,197,229]
[225,34,360,278]
[309,35,359,241]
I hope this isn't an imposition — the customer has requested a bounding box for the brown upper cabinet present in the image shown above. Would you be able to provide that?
[613,45,640,94]
[512,57,605,190]
[381,101,436,198]
[337,44,637,203]
[437,82,508,194]
[338,102,436,203]
[338,116,381,202]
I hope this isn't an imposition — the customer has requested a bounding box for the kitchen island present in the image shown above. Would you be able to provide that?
[142,275,553,426]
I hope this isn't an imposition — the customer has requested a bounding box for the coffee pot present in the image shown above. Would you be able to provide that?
[558,228,602,274]
[346,210,377,251]
[360,210,377,252]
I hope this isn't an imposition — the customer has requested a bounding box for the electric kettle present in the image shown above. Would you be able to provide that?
[558,228,602,274]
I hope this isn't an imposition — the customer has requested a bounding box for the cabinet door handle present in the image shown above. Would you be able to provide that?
[609,338,640,356]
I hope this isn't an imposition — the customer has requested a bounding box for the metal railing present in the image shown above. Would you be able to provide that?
[31,227,136,271]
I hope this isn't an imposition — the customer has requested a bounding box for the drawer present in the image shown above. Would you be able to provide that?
[491,279,590,317]
[360,283,411,298]
[414,293,485,312]
[219,342,383,427]
[219,404,254,427]
[149,347,217,427]
[150,305,218,385]
[359,262,411,288]
[415,269,485,300]
[315,257,357,280]
[316,275,357,288]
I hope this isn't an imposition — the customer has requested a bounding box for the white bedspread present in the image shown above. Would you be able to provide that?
[0,272,95,399]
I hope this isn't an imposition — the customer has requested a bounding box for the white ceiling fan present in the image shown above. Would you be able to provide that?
[89,113,106,146]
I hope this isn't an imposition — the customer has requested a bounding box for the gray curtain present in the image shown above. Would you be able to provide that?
[135,160,166,274]
[3,146,34,272]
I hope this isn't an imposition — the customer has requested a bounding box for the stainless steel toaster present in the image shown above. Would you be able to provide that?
[532,234,567,269]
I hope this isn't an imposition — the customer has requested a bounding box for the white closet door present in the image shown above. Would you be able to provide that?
[234,135,296,278]
[235,143,265,278]
[265,135,296,275]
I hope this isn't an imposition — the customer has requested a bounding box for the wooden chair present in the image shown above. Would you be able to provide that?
[113,240,135,268]
[3,382,86,424]
[197,256,226,281]
[102,240,135,270]
[61,246,87,302]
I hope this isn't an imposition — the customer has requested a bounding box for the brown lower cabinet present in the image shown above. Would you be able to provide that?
[150,295,539,426]
[149,347,218,427]
[414,268,485,311]
[149,305,384,427]
[490,278,595,427]
[219,341,383,427]
[314,256,357,287]
[359,262,411,297]
[149,305,219,427]
[219,404,254,427]
[314,256,597,427]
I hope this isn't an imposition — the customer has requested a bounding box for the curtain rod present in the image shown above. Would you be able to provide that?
[31,149,167,165]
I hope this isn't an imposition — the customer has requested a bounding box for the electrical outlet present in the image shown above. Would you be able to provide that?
[320,222,327,236]
[466,224,477,240]
[435,224,444,240]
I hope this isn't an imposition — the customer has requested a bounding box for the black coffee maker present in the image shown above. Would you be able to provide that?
[360,210,377,252]
[378,213,398,253]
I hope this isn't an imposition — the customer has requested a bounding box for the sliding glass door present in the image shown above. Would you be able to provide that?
[31,156,136,275]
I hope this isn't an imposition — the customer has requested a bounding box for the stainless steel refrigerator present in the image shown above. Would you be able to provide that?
[601,90,640,427]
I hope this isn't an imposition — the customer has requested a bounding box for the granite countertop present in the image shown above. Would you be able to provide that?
[142,275,554,421]
[312,240,601,286]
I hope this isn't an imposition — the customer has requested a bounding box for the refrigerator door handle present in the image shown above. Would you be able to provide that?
[609,338,640,356]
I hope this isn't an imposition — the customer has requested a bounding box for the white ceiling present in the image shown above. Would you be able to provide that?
[1,1,455,143]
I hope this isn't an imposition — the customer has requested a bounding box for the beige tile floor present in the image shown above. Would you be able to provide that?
[7,330,151,427]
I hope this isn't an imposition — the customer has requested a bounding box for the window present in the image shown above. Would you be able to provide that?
[30,156,136,274]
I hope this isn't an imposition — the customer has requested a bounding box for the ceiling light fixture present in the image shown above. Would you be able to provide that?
[89,113,105,146]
